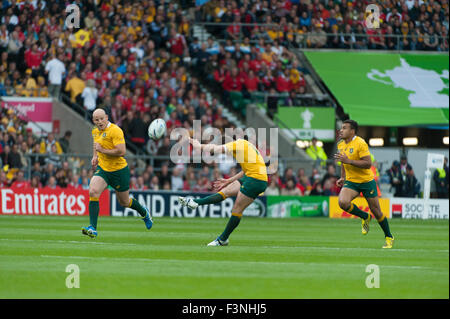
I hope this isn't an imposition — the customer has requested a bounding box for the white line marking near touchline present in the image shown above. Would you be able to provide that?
[0,238,138,246]
[38,255,445,271]
[259,245,449,253]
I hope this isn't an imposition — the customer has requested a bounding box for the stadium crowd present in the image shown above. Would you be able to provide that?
[198,0,449,51]
[0,0,448,197]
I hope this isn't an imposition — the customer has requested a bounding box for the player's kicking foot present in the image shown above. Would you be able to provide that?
[82,225,97,238]
[382,236,394,249]
[178,196,198,209]
[362,214,371,235]
[142,206,153,230]
[207,236,229,246]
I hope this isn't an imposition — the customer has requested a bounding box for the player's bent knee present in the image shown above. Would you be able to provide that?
[118,198,130,207]
[338,200,351,211]
[89,188,102,199]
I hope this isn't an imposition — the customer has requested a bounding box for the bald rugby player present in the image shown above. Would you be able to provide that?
[82,108,153,238]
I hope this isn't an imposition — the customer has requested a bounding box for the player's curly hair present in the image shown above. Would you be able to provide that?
[343,119,358,133]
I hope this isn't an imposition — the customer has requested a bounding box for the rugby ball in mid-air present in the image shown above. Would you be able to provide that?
[148,118,167,140]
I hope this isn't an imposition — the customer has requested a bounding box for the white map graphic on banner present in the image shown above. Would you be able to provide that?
[367,58,449,108]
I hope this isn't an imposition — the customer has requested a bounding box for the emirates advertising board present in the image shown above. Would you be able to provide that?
[0,188,110,216]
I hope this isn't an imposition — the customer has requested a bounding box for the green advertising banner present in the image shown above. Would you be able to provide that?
[304,52,449,127]
[267,196,329,218]
[275,106,335,141]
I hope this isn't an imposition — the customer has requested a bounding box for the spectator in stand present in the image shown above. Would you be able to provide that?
[0,171,8,187]
[403,165,420,198]
[265,178,280,195]
[281,179,302,196]
[433,157,449,198]
[55,168,69,188]
[321,163,338,187]
[306,137,327,168]
[81,176,90,190]
[8,143,22,169]
[424,25,440,50]
[40,132,62,154]
[310,179,324,196]
[281,167,297,188]
[24,43,44,71]
[399,155,412,176]
[68,173,81,190]
[29,143,45,166]
[223,66,243,93]
[171,167,184,191]
[387,161,404,197]
[45,175,58,189]
[149,175,160,190]
[30,175,41,188]
[18,140,28,170]
[35,76,48,97]
[81,79,98,112]
[158,162,171,189]
[309,167,321,187]
[58,130,72,154]
[308,24,327,48]
[128,111,148,149]
[44,53,66,99]
[65,72,86,103]
[11,170,29,188]
[45,144,62,168]
[183,169,197,191]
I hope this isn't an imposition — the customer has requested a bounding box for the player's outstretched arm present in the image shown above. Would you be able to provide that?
[189,137,225,154]
[213,171,244,192]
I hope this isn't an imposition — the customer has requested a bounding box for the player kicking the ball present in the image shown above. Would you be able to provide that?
[334,120,394,248]
[81,108,153,238]
[179,136,268,246]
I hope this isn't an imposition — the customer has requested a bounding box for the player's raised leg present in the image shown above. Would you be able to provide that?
[82,175,108,238]
[179,180,241,209]
[338,186,372,234]
[338,187,369,219]
[208,190,254,246]
[116,190,153,230]
[366,196,394,248]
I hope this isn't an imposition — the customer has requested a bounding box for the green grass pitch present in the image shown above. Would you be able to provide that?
[0,215,448,299]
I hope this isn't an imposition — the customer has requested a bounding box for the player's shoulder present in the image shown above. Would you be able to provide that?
[337,139,345,148]
[355,136,368,146]
[92,126,99,135]
[110,123,124,133]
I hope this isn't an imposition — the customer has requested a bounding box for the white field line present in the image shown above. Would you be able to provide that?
[36,254,445,271]
[0,238,448,253]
